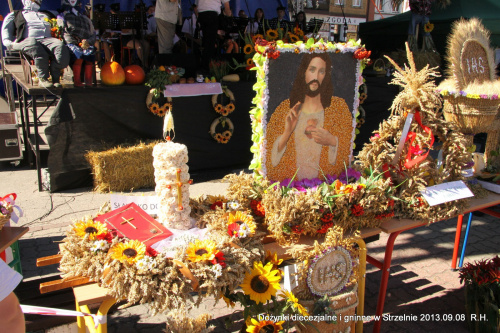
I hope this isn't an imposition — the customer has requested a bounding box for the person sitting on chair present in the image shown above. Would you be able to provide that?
[59,0,96,87]
[1,0,70,88]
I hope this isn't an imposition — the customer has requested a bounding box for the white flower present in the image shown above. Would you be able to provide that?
[211,263,223,278]
[227,201,240,210]
[90,240,109,252]
[237,224,249,238]
[135,256,155,270]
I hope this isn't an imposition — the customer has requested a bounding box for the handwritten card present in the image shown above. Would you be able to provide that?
[420,180,474,206]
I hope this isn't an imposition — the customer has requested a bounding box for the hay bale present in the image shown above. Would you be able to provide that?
[86,141,159,193]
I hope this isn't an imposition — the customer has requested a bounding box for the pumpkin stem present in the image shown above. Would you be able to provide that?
[110,54,116,63]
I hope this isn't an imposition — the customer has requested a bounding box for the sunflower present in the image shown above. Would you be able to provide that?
[265,251,283,267]
[227,211,256,235]
[206,195,227,206]
[266,29,278,40]
[226,103,235,113]
[246,318,284,333]
[294,48,300,54]
[156,106,166,117]
[294,27,304,36]
[214,133,223,141]
[214,103,224,113]
[243,44,254,54]
[186,239,218,263]
[163,102,172,113]
[252,34,264,43]
[222,130,232,138]
[221,294,235,308]
[109,240,146,265]
[279,290,309,316]
[73,219,107,240]
[424,22,434,33]
[288,33,299,43]
[149,103,160,113]
[221,108,229,116]
[246,58,254,67]
[219,136,229,144]
[240,261,281,304]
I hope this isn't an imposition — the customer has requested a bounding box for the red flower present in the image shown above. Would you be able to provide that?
[210,201,224,210]
[250,199,265,217]
[227,223,240,237]
[387,199,395,208]
[211,251,226,268]
[146,246,158,257]
[95,232,113,243]
[291,225,303,234]
[317,222,333,234]
[321,212,334,223]
[350,204,364,216]
[353,48,371,60]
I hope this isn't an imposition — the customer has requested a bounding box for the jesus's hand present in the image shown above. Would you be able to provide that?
[310,127,337,147]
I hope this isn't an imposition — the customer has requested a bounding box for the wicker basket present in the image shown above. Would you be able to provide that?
[295,284,358,333]
[0,205,13,231]
[442,95,500,134]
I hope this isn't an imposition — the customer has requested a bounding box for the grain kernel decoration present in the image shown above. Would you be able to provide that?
[248,39,368,177]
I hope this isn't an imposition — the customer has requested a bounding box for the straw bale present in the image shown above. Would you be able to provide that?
[86,141,159,193]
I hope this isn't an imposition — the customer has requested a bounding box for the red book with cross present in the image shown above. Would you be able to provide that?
[93,203,173,247]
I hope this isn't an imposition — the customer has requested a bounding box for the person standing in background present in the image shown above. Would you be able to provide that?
[196,0,231,69]
[155,0,181,54]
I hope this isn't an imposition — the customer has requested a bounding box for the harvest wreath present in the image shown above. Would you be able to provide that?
[211,87,235,117]
[59,203,264,314]
[210,117,234,144]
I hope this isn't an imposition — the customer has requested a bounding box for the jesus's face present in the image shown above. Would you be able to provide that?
[304,57,326,97]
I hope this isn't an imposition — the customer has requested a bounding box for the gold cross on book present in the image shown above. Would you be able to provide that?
[121,216,137,229]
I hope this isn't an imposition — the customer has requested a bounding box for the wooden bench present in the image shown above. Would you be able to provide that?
[36,254,116,333]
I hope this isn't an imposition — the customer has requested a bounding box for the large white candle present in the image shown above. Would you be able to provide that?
[153,140,193,230]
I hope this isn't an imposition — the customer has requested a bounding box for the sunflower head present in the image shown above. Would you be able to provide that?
[228,211,256,235]
[266,29,278,40]
[186,239,218,263]
[424,22,434,33]
[109,239,146,265]
[246,318,284,333]
[252,34,264,44]
[240,261,281,304]
[156,107,166,117]
[215,104,224,113]
[226,103,235,112]
[288,33,299,43]
[294,27,304,36]
[279,290,309,316]
[149,103,159,113]
[222,130,232,138]
[243,44,254,54]
[73,219,107,240]
[265,250,283,267]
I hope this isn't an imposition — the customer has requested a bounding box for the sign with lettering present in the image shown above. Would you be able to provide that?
[420,180,474,206]
[460,40,491,86]
[110,194,158,215]
[307,247,352,296]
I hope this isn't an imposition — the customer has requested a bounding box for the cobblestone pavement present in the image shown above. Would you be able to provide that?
[2,164,499,332]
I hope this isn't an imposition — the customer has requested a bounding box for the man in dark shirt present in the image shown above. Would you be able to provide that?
[269,6,290,31]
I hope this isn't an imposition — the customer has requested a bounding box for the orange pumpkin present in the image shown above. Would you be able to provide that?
[100,60,125,86]
[124,65,145,85]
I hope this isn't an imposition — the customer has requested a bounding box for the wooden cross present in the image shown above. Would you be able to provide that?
[121,216,137,229]
[166,168,193,211]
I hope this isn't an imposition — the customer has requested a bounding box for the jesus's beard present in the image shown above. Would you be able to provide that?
[305,80,321,97]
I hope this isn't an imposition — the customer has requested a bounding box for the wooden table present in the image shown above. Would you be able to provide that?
[369,192,500,333]
[0,226,29,253]
[3,64,71,191]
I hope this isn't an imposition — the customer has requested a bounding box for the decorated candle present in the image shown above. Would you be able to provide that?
[153,140,193,230]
